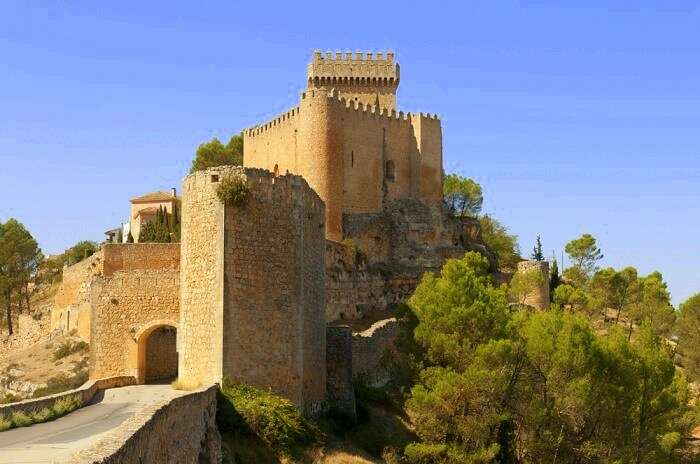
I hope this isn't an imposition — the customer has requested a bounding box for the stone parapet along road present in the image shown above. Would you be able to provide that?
[0,383,186,464]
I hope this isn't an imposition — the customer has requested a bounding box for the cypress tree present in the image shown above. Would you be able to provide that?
[532,235,544,261]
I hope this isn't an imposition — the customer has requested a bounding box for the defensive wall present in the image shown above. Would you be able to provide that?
[87,244,181,383]
[179,167,327,415]
[69,385,221,464]
[244,80,442,242]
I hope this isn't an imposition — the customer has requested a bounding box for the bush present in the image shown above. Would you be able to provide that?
[216,174,250,206]
[9,411,32,428]
[217,384,318,458]
[52,340,89,361]
[52,394,82,416]
[0,394,82,431]
[0,414,11,431]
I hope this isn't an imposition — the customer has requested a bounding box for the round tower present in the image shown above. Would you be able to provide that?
[515,260,550,310]
[297,89,344,242]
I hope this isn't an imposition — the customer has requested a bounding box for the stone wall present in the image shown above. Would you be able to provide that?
[326,325,356,417]
[102,243,180,276]
[52,250,104,340]
[352,318,400,387]
[180,167,327,415]
[0,312,51,359]
[69,385,221,464]
[0,376,135,418]
[89,266,180,382]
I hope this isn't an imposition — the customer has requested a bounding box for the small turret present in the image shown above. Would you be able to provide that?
[307,50,400,111]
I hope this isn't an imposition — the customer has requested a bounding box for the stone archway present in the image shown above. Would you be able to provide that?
[134,321,179,384]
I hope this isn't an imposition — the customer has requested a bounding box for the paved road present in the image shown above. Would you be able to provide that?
[0,383,186,464]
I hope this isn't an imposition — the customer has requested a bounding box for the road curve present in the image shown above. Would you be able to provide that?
[0,383,186,464]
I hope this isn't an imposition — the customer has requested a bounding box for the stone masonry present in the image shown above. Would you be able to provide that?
[244,51,443,242]
[179,167,327,415]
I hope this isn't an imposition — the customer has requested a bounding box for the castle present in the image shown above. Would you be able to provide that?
[48,52,540,416]
[243,51,443,242]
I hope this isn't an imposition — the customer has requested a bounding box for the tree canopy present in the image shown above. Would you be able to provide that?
[479,215,521,271]
[401,252,699,463]
[442,173,483,218]
[565,233,603,276]
[676,293,700,382]
[0,219,43,334]
[190,134,243,173]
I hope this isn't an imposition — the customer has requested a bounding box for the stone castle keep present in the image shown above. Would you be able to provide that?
[244,51,443,242]
[48,51,547,416]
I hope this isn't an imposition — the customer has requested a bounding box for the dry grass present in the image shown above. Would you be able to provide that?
[171,377,201,391]
[317,451,378,463]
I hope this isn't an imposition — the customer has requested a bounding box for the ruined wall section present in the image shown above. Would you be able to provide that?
[352,318,400,387]
[221,168,326,415]
[52,250,104,339]
[515,260,551,311]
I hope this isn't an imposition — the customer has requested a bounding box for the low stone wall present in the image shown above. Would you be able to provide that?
[69,385,221,464]
[0,376,135,417]
[352,318,400,386]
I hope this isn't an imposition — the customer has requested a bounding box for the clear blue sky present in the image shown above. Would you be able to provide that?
[1,1,698,305]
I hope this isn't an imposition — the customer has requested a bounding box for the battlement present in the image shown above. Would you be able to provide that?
[245,106,300,138]
[245,90,439,140]
[307,50,400,84]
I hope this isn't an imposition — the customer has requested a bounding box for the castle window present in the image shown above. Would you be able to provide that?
[385,160,395,182]
[211,174,219,183]
[350,151,354,167]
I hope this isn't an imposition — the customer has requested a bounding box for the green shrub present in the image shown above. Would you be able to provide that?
[52,394,82,416]
[10,411,32,428]
[0,415,11,432]
[216,174,250,206]
[31,407,55,423]
[217,384,318,458]
[52,340,89,361]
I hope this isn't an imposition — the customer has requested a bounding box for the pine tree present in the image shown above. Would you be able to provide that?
[116,228,123,243]
[127,231,134,243]
[531,235,544,261]
[549,253,561,294]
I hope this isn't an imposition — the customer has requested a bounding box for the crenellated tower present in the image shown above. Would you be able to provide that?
[307,51,400,111]
[244,51,443,242]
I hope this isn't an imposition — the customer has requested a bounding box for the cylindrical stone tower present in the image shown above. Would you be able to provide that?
[515,260,550,310]
[297,89,344,242]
